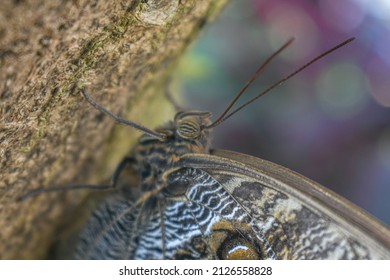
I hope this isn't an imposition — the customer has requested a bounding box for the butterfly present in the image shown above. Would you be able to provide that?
[22,37,390,259]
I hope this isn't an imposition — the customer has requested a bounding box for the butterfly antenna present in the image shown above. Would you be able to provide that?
[207,37,295,129]
[82,91,166,140]
[205,37,355,129]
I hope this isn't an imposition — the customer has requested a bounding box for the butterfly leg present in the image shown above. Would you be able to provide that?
[110,156,135,188]
[18,156,136,201]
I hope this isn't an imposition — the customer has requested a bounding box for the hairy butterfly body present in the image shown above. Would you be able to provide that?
[22,38,390,259]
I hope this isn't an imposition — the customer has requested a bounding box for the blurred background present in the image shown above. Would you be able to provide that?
[175,0,390,226]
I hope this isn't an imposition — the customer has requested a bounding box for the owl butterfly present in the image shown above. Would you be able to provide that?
[23,37,390,260]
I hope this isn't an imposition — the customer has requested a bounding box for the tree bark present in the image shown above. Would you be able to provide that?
[0,0,228,259]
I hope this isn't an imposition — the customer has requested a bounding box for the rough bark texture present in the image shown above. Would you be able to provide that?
[0,0,228,259]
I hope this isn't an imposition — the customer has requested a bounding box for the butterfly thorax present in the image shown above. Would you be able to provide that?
[130,111,212,193]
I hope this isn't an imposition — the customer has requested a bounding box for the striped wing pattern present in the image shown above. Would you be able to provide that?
[75,193,139,259]
[75,167,274,259]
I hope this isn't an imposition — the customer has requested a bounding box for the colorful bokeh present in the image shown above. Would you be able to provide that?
[176,0,390,225]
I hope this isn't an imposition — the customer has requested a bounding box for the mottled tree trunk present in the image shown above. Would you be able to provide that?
[0,0,228,259]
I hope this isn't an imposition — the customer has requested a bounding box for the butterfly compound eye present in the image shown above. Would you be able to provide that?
[176,117,201,139]
[174,111,212,139]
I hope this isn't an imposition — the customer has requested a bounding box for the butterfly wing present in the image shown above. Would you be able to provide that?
[75,191,141,259]
[75,149,390,259]
[75,167,276,260]
[74,190,205,259]
[177,149,390,259]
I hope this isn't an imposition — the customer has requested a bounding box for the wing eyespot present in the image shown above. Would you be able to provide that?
[218,236,262,260]
[207,220,265,260]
